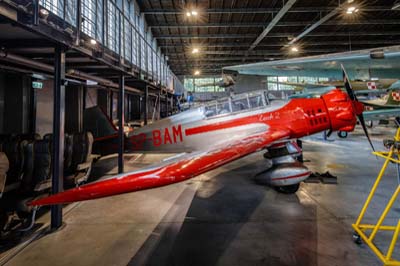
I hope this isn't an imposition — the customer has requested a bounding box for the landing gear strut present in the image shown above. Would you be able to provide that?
[275,183,300,194]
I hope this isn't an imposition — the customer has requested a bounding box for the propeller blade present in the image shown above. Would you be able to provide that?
[341,64,375,152]
[341,64,358,102]
[357,114,376,152]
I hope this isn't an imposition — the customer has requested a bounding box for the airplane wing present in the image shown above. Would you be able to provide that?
[29,129,290,206]
[363,108,400,121]
[280,81,334,89]
[361,99,395,109]
[224,45,400,80]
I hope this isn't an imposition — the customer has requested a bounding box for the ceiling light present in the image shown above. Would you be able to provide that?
[346,6,359,14]
[393,0,400,10]
[194,70,200,76]
[90,39,97,45]
[291,46,299,52]
[191,10,198,16]
[186,12,191,17]
[39,8,49,16]
[192,48,199,54]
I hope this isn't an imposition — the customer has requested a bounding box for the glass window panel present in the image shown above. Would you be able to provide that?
[231,98,249,112]
[65,0,77,26]
[267,83,278,91]
[82,0,97,38]
[124,18,132,62]
[40,0,64,18]
[204,103,217,117]
[249,95,264,108]
[217,100,231,115]
[184,78,194,92]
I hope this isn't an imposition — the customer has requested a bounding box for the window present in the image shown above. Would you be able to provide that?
[123,18,132,62]
[217,100,231,115]
[249,95,263,108]
[231,98,249,112]
[184,79,195,92]
[184,77,226,92]
[107,2,119,53]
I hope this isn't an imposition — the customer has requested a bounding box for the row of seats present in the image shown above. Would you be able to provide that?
[0,152,9,194]
[0,132,94,198]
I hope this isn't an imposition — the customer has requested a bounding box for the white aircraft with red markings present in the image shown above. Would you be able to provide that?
[29,66,374,206]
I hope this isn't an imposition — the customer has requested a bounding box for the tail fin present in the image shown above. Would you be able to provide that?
[386,90,400,106]
[83,106,118,140]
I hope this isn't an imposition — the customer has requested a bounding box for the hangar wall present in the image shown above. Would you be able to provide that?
[36,80,54,136]
[232,75,266,93]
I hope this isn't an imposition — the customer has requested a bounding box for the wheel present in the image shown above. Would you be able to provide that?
[275,183,300,194]
[337,131,348,138]
[353,232,362,245]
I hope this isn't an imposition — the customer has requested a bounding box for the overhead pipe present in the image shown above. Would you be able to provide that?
[0,50,142,94]
[0,50,53,72]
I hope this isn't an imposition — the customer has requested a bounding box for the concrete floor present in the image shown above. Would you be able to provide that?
[2,126,400,266]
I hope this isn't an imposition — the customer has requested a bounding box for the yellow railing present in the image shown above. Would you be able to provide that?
[352,127,400,266]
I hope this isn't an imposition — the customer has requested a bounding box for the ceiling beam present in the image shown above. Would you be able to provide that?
[155,31,400,39]
[288,7,341,45]
[149,19,400,29]
[249,0,297,51]
[168,57,272,61]
[164,48,344,56]
[141,6,393,14]
[159,40,400,48]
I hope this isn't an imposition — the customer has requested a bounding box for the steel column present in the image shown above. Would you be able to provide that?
[75,0,82,46]
[29,82,37,134]
[144,85,148,125]
[109,91,113,119]
[51,45,66,229]
[32,0,39,25]
[118,75,125,174]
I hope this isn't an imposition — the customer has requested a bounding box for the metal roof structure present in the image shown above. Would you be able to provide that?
[139,0,400,76]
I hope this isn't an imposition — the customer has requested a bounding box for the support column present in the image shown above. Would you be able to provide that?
[51,45,66,229]
[29,82,37,134]
[144,85,148,125]
[32,0,39,25]
[75,0,82,46]
[109,91,113,120]
[118,75,125,174]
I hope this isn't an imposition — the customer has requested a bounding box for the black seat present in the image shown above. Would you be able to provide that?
[0,139,26,191]
[19,141,35,194]
[65,132,94,185]
[32,139,52,192]
[64,133,74,173]
[0,152,9,196]
[20,139,52,194]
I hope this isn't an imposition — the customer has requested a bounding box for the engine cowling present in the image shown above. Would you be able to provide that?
[254,162,311,187]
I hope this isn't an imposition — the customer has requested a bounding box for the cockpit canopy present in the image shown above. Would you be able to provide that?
[203,90,270,118]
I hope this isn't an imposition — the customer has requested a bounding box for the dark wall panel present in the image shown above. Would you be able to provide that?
[65,85,84,133]
[0,73,31,134]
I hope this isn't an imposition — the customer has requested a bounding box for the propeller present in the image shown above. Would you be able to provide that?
[341,64,375,152]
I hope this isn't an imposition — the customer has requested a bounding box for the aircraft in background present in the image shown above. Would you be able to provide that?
[362,90,400,109]
[282,79,399,93]
[195,74,235,88]
[29,67,374,206]
[223,45,400,80]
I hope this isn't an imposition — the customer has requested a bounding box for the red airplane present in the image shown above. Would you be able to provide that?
[29,66,373,206]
